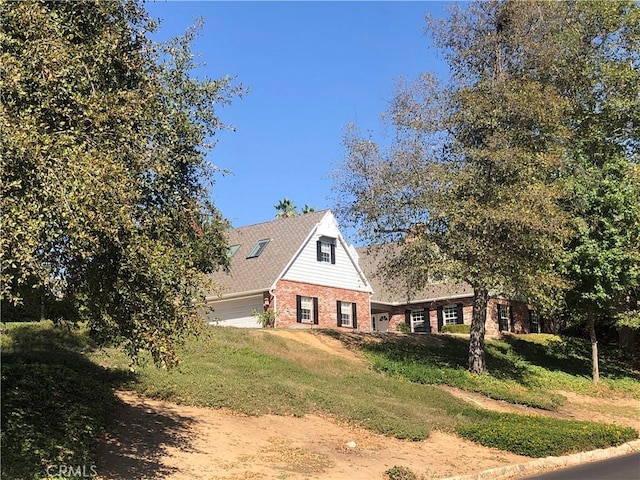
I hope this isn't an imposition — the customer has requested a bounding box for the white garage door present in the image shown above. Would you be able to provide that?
[205,295,263,328]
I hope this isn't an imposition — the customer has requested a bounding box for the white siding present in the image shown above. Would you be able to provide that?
[282,214,370,291]
[204,295,263,328]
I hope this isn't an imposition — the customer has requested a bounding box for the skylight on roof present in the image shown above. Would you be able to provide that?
[227,244,240,258]
[247,239,270,258]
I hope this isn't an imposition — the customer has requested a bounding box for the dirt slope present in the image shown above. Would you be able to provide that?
[95,330,639,480]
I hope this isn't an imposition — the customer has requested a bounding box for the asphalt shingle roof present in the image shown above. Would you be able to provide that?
[356,244,473,305]
[207,210,330,298]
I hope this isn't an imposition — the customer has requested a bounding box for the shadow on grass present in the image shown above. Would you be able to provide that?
[319,329,535,384]
[500,335,640,381]
[0,322,197,480]
[319,330,640,386]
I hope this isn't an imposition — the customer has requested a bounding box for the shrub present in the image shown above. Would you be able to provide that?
[252,309,276,328]
[456,413,638,457]
[385,465,417,480]
[441,324,471,334]
[396,322,410,333]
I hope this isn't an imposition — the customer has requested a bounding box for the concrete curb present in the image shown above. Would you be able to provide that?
[440,439,640,480]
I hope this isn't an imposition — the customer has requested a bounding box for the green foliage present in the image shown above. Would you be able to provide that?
[362,333,640,408]
[0,0,245,366]
[274,197,297,218]
[396,322,410,333]
[273,197,316,217]
[1,322,130,480]
[333,1,575,374]
[385,465,418,480]
[441,324,470,334]
[617,310,640,330]
[252,308,276,328]
[456,414,637,458]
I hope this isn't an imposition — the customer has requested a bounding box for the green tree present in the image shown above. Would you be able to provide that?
[274,197,297,218]
[333,0,572,373]
[302,204,316,214]
[547,1,640,382]
[1,0,245,366]
[273,197,315,217]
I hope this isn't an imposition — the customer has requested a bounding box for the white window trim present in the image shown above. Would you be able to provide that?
[300,296,314,324]
[498,304,510,331]
[320,241,332,263]
[340,301,352,327]
[443,305,458,325]
[411,308,425,332]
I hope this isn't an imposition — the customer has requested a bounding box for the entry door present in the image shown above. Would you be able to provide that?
[372,313,390,332]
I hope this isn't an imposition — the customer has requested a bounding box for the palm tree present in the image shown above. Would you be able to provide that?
[302,204,316,214]
[274,197,297,218]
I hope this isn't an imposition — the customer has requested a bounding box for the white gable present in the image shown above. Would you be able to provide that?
[280,212,371,292]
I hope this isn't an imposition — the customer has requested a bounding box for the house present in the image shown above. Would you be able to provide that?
[356,245,540,335]
[204,210,373,331]
[205,210,540,335]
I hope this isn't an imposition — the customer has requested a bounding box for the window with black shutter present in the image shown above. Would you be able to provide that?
[297,295,318,324]
[316,237,336,264]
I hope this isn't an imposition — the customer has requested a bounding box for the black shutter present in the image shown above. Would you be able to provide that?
[437,306,444,332]
[425,308,431,333]
[405,310,411,330]
[456,303,464,324]
[337,301,342,327]
[296,295,302,323]
[509,305,514,332]
[352,303,357,329]
[313,297,319,325]
[316,241,322,261]
[330,243,336,264]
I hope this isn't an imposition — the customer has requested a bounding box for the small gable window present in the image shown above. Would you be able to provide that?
[316,237,336,264]
[247,239,270,258]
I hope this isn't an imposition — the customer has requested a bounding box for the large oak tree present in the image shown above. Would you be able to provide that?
[1,0,244,366]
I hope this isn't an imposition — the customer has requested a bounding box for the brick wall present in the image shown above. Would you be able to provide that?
[274,279,372,332]
[382,297,534,336]
[384,298,474,333]
[486,298,533,336]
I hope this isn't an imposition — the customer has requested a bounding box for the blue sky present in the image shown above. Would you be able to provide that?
[145,1,450,234]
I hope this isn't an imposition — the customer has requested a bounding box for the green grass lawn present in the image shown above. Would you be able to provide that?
[2,322,638,480]
[349,331,640,409]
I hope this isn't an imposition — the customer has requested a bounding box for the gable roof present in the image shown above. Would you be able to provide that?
[207,210,333,299]
[356,244,473,305]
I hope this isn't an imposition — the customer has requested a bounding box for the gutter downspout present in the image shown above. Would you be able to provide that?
[269,286,277,327]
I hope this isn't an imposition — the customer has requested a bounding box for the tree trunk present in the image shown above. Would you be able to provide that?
[587,316,600,384]
[469,287,489,374]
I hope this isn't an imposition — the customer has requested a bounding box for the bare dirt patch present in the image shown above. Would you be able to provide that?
[96,391,526,480]
[265,329,366,364]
